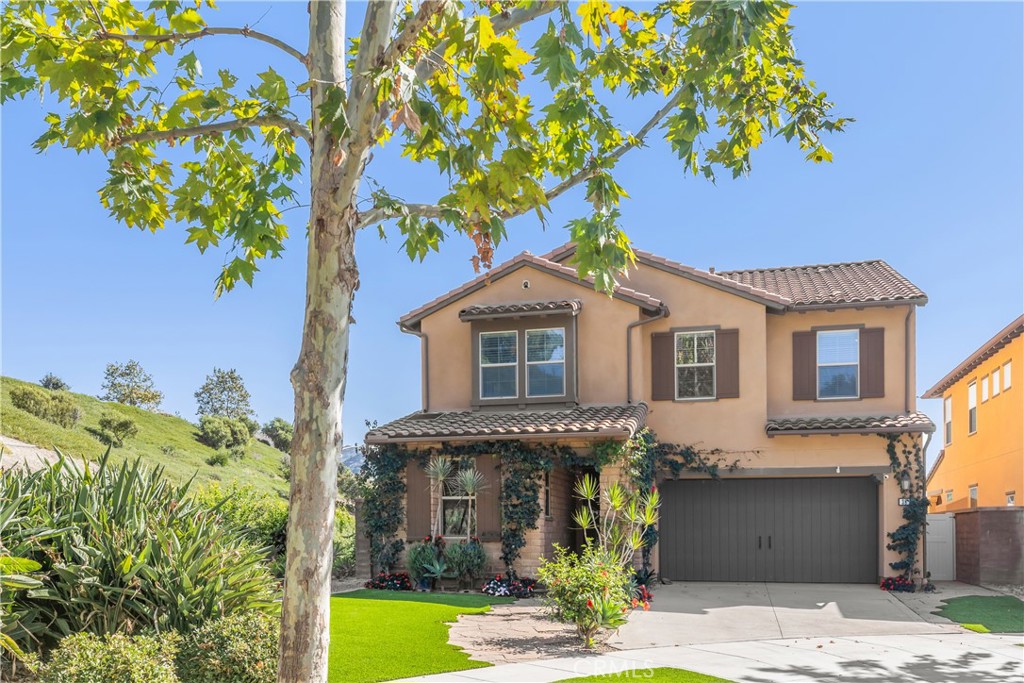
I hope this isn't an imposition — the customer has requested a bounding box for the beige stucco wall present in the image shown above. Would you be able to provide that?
[420,264,640,411]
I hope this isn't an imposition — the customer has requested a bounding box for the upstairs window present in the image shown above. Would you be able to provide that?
[943,396,952,445]
[982,375,989,402]
[993,366,1002,396]
[479,331,517,399]
[1004,361,1013,390]
[817,330,859,399]
[526,328,565,397]
[968,381,978,434]
[969,485,978,508]
[675,331,716,399]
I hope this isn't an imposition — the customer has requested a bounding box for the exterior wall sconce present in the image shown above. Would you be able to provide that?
[899,470,912,492]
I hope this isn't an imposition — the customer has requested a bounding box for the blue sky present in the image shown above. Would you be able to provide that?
[2,2,1021,467]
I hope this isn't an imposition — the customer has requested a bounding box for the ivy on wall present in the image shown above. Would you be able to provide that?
[360,439,569,575]
[884,433,929,578]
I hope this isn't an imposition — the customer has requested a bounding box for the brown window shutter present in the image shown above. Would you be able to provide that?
[405,462,431,539]
[716,329,740,399]
[860,327,885,398]
[475,454,502,542]
[793,331,817,400]
[651,332,675,401]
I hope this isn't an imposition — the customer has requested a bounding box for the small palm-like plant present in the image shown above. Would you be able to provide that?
[452,468,487,536]
[572,474,660,567]
[424,457,453,537]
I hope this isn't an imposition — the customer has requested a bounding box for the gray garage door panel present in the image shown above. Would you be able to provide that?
[660,477,878,583]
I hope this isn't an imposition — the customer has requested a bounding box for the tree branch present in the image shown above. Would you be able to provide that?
[413,1,562,83]
[116,114,312,146]
[94,26,307,64]
[356,89,685,230]
[377,1,445,74]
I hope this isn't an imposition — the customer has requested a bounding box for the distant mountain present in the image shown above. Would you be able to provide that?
[339,444,363,473]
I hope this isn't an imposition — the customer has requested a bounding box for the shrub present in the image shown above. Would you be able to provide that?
[39,373,69,391]
[160,444,180,457]
[38,632,180,683]
[537,544,644,647]
[97,412,139,446]
[404,541,438,585]
[10,386,80,428]
[364,572,412,591]
[196,483,289,553]
[177,612,278,683]
[1,453,278,653]
[445,539,487,583]
[262,417,293,452]
[206,450,230,466]
[10,385,51,419]
[333,507,355,577]
[226,419,250,448]
[198,415,232,449]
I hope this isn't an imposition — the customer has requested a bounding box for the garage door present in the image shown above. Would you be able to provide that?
[659,477,878,583]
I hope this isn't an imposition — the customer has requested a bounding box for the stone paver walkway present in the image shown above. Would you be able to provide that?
[396,632,1024,682]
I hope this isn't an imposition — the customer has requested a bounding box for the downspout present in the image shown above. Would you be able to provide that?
[904,305,914,413]
[920,430,933,582]
[399,322,429,412]
[626,304,670,404]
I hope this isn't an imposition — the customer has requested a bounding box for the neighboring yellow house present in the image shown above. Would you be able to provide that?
[924,315,1023,511]
[358,242,935,583]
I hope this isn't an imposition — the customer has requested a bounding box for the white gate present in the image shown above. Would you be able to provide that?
[926,513,956,581]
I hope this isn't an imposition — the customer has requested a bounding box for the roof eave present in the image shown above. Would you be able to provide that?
[790,298,929,312]
[766,425,936,438]
[365,428,636,445]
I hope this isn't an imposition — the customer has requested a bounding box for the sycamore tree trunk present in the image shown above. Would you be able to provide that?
[279,2,399,682]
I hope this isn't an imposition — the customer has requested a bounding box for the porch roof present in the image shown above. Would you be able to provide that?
[364,403,648,444]
[765,411,936,437]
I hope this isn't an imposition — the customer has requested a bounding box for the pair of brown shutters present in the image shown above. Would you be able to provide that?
[792,328,885,400]
[651,329,740,401]
[405,455,503,540]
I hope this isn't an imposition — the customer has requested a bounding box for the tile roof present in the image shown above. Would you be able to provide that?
[459,299,583,321]
[922,314,1023,398]
[365,403,648,444]
[765,411,936,436]
[717,260,927,308]
[399,252,664,328]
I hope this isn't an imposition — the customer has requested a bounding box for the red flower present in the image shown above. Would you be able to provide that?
[642,602,650,611]
[586,599,594,609]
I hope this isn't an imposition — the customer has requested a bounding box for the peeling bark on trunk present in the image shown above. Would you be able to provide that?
[276,2,349,682]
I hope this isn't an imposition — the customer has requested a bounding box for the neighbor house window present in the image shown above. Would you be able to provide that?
[1008,492,1016,506]
[943,396,952,445]
[946,491,953,503]
[1003,361,1012,391]
[992,367,1001,397]
[479,331,517,399]
[968,381,978,434]
[526,328,566,397]
[441,467,476,538]
[981,375,989,402]
[969,485,978,508]
[817,329,859,399]
[675,331,716,399]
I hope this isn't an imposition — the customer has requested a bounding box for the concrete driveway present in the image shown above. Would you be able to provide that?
[609,582,960,649]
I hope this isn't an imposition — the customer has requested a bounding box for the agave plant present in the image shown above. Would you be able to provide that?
[0,449,279,653]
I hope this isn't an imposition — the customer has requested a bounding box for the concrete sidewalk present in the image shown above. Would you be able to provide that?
[396,632,1024,682]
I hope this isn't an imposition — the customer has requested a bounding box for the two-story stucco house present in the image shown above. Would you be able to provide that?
[357,243,934,584]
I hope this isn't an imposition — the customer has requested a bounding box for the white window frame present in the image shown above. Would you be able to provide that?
[440,461,477,540]
[1003,361,1012,391]
[525,327,566,398]
[968,381,978,434]
[816,329,860,400]
[969,485,978,508]
[982,375,989,402]
[1007,492,1016,507]
[946,490,953,503]
[943,396,952,446]
[479,330,518,400]
[992,367,1001,397]
[674,330,717,401]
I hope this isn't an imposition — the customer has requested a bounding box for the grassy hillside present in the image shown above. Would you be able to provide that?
[0,376,288,496]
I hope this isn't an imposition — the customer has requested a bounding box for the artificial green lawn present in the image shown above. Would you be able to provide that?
[558,668,731,682]
[328,590,514,682]
[1,376,288,495]
[934,595,1024,633]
